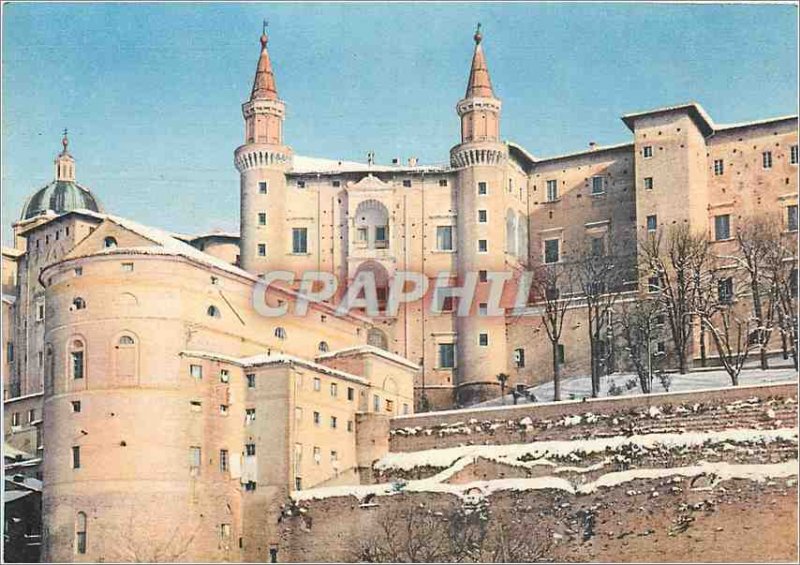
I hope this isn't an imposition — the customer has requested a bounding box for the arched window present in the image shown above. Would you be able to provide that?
[69,340,85,380]
[354,200,390,250]
[318,341,329,353]
[75,511,87,554]
[114,334,137,384]
[103,236,117,249]
[274,327,287,340]
[367,328,388,351]
[207,305,221,318]
[72,297,86,311]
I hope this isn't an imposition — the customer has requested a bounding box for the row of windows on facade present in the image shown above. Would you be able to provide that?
[641,144,798,167]
[642,206,798,239]
[33,225,72,249]
[8,408,37,427]
[646,269,797,304]
[293,443,341,490]
[256,177,453,194]
[435,342,564,370]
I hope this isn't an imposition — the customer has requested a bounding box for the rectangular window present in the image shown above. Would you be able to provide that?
[439,179,448,187]
[190,400,202,412]
[71,400,81,413]
[385,399,394,412]
[294,406,303,422]
[36,302,44,321]
[347,387,355,401]
[296,180,306,189]
[220,524,231,545]
[313,411,320,425]
[591,176,604,195]
[6,342,13,363]
[791,145,798,165]
[74,267,83,276]
[477,182,488,195]
[479,270,488,283]
[246,373,255,388]
[72,445,81,469]
[643,146,653,158]
[762,151,773,169]
[258,244,267,257]
[478,333,489,347]
[313,446,321,464]
[646,215,657,232]
[514,348,525,368]
[478,209,488,223]
[590,237,605,257]
[648,275,661,293]
[788,205,798,232]
[331,450,339,464]
[402,179,412,188]
[478,302,488,316]
[644,177,654,190]
[220,449,229,472]
[375,226,388,244]
[244,481,257,491]
[330,382,338,397]
[220,404,229,416]
[718,277,734,304]
[189,446,202,473]
[438,343,456,369]
[403,403,409,415]
[546,180,558,201]
[440,295,455,313]
[258,212,267,226]
[544,239,560,264]
[347,420,354,432]
[245,408,256,424]
[219,369,229,383]
[190,364,202,379]
[332,180,341,187]
[436,226,454,251]
[72,351,84,380]
[714,159,724,175]
[11,412,19,426]
[477,239,488,253]
[258,181,268,194]
[292,228,308,254]
[657,342,666,354]
[313,377,321,391]
[330,416,337,429]
[245,443,256,456]
[121,262,134,272]
[714,214,731,241]
[373,394,380,412]
[357,227,368,242]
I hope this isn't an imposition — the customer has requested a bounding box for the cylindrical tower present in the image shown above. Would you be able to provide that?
[451,26,510,405]
[235,27,292,275]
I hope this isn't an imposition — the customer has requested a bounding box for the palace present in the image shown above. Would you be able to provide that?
[1,25,797,562]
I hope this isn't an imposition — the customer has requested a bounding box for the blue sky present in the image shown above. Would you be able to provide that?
[2,2,797,243]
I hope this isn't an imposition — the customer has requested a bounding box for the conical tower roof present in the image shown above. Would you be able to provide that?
[250,27,278,101]
[465,24,494,99]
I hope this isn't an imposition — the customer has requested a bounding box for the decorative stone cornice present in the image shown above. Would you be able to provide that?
[456,96,502,118]
[234,144,293,172]
[449,141,507,169]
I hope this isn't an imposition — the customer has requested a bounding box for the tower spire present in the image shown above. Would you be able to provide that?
[250,21,278,101]
[54,130,76,182]
[465,22,494,99]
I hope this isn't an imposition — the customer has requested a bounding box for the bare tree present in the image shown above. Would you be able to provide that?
[352,501,553,563]
[530,263,576,401]
[572,235,631,397]
[104,512,200,563]
[618,296,666,394]
[732,215,783,370]
[639,224,709,374]
[693,256,755,386]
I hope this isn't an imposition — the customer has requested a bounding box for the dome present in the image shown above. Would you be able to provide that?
[20,179,103,220]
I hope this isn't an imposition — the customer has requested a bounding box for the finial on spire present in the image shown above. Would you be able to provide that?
[61,128,69,154]
[474,22,482,45]
[260,19,269,48]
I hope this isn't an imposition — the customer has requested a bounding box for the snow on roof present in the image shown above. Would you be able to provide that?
[181,350,369,385]
[1,246,24,258]
[3,490,34,503]
[713,114,798,132]
[5,475,43,492]
[291,155,448,175]
[3,444,34,460]
[3,392,44,405]
[316,345,420,370]
[2,294,16,306]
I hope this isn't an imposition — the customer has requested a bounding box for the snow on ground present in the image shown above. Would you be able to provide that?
[475,366,798,408]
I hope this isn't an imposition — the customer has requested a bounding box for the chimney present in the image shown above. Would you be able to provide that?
[408,157,418,167]
[589,141,597,151]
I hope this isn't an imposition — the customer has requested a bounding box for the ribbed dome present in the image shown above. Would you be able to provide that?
[20,180,103,220]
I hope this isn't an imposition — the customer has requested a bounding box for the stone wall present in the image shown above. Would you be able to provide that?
[389,382,797,452]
